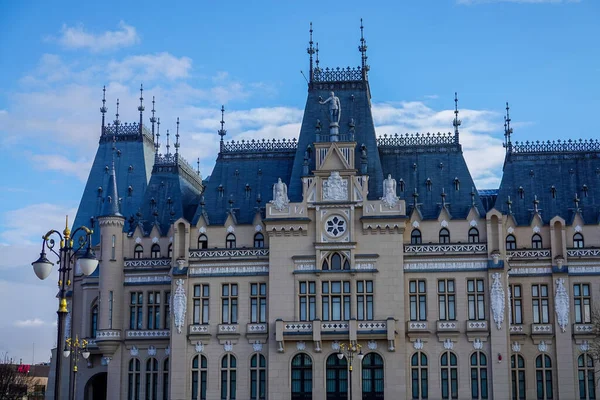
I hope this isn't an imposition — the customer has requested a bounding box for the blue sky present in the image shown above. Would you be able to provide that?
[0,0,597,363]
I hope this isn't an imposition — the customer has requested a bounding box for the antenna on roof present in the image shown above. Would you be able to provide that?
[100,86,107,136]
[138,84,144,137]
[150,96,157,142]
[359,18,369,80]
[504,102,513,153]
[453,92,461,144]
[307,22,315,82]
[316,42,320,70]
[175,117,180,156]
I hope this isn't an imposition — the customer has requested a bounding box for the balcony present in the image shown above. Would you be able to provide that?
[189,248,269,259]
[509,325,528,337]
[95,329,121,340]
[530,323,553,340]
[567,248,600,258]
[188,324,211,341]
[407,321,430,339]
[507,249,551,259]
[321,322,349,334]
[573,323,594,338]
[466,320,488,331]
[125,330,170,339]
[404,243,487,255]
[124,258,171,268]
[278,320,391,341]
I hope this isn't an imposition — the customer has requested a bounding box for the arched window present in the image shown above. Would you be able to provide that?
[151,244,161,258]
[322,252,350,271]
[128,358,141,400]
[134,244,143,259]
[167,243,173,258]
[198,234,208,249]
[145,358,158,400]
[536,354,553,400]
[221,354,236,400]
[163,358,169,400]
[574,233,585,249]
[90,305,98,338]
[254,233,264,248]
[326,353,347,398]
[439,228,450,244]
[441,351,458,399]
[362,353,384,400]
[506,235,516,251]
[250,354,266,400]
[532,234,543,249]
[291,353,312,400]
[411,352,428,400]
[411,229,422,245]
[578,354,595,400]
[226,233,236,249]
[511,354,525,400]
[191,355,207,400]
[468,228,480,243]
[111,234,116,260]
[470,352,488,400]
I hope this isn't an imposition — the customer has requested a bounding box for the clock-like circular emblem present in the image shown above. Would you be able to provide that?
[325,215,346,238]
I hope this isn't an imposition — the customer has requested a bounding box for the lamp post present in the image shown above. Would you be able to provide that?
[31,216,98,400]
[64,335,90,400]
[337,342,364,400]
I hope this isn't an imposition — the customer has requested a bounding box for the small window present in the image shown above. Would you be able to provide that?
[506,235,516,250]
[468,228,479,243]
[411,229,422,245]
[134,244,143,259]
[254,233,264,248]
[198,234,208,249]
[151,244,161,258]
[91,305,98,338]
[167,243,173,258]
[226,233,236,249]
[322,252,350,270]
[532,234,543,249]
[439,228,450,244]
[573,233,584,249]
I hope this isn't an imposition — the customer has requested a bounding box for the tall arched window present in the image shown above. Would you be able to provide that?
[468,228,480,243]
[470,352,488,400]
[221,354,236,400]
[291,353,312,400]
[511,354,525,400]
[134,244,143,259]
[322,252,350,271]
[326,353,347,399]
[167,243,173,258]
[151,244,161,258]
[574,233,585,249]
[163,358,169,400]
[198,234,208,249]
[578,353,595,400]
[411,229,422,245]
[362,353,384,400]
[439,228,450,244]
[145,358,158,400]
[111,234,116,260]
[90,305,98,338]
[191,355,207,400]
[226,233,236,249]
[532,234,543,249]
[506,235,516,250]
[411,352,428,400]
[250,354,266,400]
[254,233,264,248]
[441,351,458,399]
[536,354,553,400]
[128,358,141,400]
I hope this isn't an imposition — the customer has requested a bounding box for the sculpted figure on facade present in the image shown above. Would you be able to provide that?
[490,272,505,330]
[271,178,290,211]
[323,171,347,201]
[554,278,569,332]
[319,91,341,124]
[381,174,398,208]
[173,279,187,334]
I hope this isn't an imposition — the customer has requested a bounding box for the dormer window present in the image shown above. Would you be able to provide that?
[573,233,584,249]
[134,244,143,259]
[518,187,525,199]
[532,234,543,249]
[439,228,450,244]
[254,233,264,248]
[198,234,208,249]
[226,233,236,249]
[468,228,479,243]
[411,229,422,245]
[167,243,173,258]
[426,178,432,192]
[582,185,589,197]
[506,235,516,250]
[399,179,405,192]
[453,178,460,191]
[151,244,161,258]
[550,186,556,199]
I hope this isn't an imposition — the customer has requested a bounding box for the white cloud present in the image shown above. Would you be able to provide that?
[107,53,192,82]
[14,318,46,328]
[0,203,77,246]
[30,154,92,182]
[458,0,579,4]
[52,21,140,52]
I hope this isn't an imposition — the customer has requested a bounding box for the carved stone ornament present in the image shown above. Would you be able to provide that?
[368,340,378,350]
[490,272,505,330]
[443,339,453,350]
[253,341,263,352]
[173,279,187,334]
[323,172,348,201]
[413,339,423,350]
[441,220,449,228]
[135,236,142,244]
[255,224,263,232]
[165,346,170,356]
[198,226,206,234]
[470,219,478,227]
[271,178,290,211]
[507,226,514,234]
[331,341,340,351]
[473,339,483,350]
[101,357,112,366]
[381,174,398,208]
[512,342,521,353]
[533,225,541,233]
[148,346,157,356]
[224,341,233,352]
[412,220,420,228]
[575,225,583,233]
[580,341,590,352]
[152,236,159,244]
[296,341,306,351]
[130,346,139,357]
[314,341,322,352]
[195,342,204,353]
[227,225,235,233]
[554,278,570,333]
[538,341,548,353]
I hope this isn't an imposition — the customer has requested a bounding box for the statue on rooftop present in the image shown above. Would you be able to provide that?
[271,178,290,211]
[319,91,341,125]
[381,174,398,208]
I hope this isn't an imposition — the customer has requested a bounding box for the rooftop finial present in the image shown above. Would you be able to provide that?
[453,92,461,144]
[114,98,120,135]
[307,22,315,82]
[138,84,144,136]
[166,129,171,156]
[504,102,513,152]
[574,193,580,211]
[197,157,201,175]
[506,196,513,214]
[533,195,540,213]
[218,105,227,142]
[100,85,107,135]
[150,96,156,141]
[155,117,161,154]
[175,117,180,155]
[111,135,117,168]
[359,18,369,80]
[315,42,320,69]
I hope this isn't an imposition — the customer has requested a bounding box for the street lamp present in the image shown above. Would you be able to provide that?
[337,342,364,400]
[64,335,90,400]
[31,216,98,400]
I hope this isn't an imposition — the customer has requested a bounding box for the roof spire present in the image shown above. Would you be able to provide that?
[197,157,201,175]
[218,105,227,150]
[315,42,320,70]
[504,102,513,153]
[155,117,161,155]
[150,96,156,141]
[100,86,107,136]
[138,84,144,136]
[307,22,315,82]
[114,98,120,135]
[166,129,171,156]
[453,92,461,144]
[359,18,369,80]
[175,117,180,155]
[102,136,121,217]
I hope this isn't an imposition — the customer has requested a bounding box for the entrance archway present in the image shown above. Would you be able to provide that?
[84,372,107,400]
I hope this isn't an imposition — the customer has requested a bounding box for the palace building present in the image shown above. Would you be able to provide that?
[51,22,600,400]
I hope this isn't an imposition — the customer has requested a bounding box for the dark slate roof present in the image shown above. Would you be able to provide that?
[136,153,204,234]
[478,189,498,212]
[495,139,600,225]
[193,143,295,226]
[378,133,485,220]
